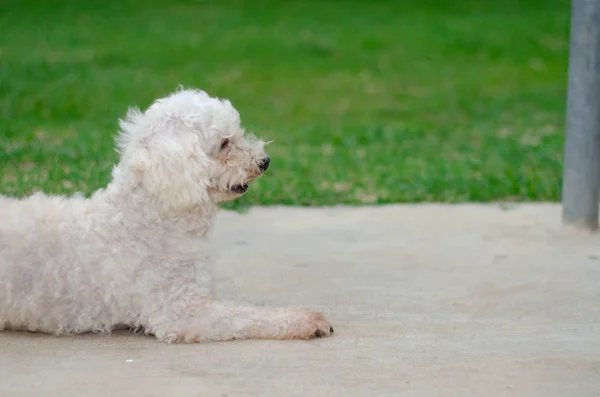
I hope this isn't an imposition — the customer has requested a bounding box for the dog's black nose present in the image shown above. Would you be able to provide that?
[259,157,270,172]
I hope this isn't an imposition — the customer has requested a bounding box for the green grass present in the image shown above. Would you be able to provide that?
[0,0,570,208]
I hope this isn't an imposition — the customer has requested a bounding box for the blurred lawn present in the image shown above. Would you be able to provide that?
[0,0,569,208]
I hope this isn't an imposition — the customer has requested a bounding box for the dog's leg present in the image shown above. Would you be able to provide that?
[150,299,334,343]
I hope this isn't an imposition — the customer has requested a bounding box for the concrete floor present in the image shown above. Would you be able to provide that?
[1,204,599,396]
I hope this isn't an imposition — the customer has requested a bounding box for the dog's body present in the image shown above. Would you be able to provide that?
[0,89,332,343]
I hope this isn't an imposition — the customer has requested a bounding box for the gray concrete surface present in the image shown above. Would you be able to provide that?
[1,204,600,396]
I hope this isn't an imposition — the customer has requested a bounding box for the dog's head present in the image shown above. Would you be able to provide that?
[116,88,269,212]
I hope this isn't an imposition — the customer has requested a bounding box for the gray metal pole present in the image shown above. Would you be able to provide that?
[562,0,600,229]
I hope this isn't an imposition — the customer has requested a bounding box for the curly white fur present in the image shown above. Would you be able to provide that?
[0,88,333,343]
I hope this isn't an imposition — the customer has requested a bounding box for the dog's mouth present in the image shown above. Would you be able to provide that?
[230,184,249,194]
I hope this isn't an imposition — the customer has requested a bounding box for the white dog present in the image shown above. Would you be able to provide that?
[0,88,333,343]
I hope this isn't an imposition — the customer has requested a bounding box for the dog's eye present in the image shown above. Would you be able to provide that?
[220,139,229,150]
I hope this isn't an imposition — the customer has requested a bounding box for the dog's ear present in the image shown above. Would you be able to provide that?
[133,137,213,214]
[117,107,214,214]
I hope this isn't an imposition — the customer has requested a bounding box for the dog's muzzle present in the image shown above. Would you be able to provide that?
[229,157,269,194]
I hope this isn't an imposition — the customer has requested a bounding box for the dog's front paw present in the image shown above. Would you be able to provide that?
[287,310,334,340]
